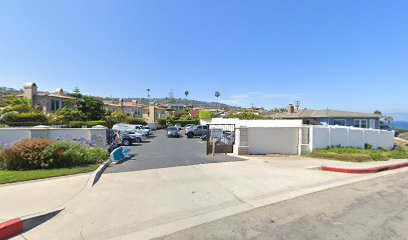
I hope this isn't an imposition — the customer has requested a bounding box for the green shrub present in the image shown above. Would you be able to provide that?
[87,120,107,127]
[67,120,106,128]
[157,118,166,126]
[173,119,200,127]
[1,112,48,126]
[198,111,214,120]
[84,148,109,164]
[0,139,54,170]
[124,117,147,125]
[43,142,87,168]
[365,143,373,149]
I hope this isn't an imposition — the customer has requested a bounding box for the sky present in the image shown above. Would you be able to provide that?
[0,0,407,119]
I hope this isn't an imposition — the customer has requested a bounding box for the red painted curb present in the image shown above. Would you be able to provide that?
[321,162,408,174]
[0,218,23,240]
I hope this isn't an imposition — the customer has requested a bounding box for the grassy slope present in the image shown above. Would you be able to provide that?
[307,142,408,162]
[0,164,99,184]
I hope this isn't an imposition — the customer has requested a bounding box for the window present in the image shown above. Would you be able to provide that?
[203,126,208,129]
[55,100,60,110]
[333,119,346,126]
[354,119,368,128]
[51,100,55,110]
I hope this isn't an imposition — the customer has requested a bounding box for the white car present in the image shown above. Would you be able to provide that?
[122,130,146,145]
[113,123,150,135]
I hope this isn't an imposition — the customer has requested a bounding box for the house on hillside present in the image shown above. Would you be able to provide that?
[266,105,380,129]
[103,99,144,118]
[4,82,77,113]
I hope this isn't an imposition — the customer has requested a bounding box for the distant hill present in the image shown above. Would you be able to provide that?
[101,96,241,110]
[0,85,242,110]
[0,86,22,95]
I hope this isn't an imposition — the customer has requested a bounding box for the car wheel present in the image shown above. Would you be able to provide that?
[123,140,131,146]
[187,132,194,138]
[135,137,141,143]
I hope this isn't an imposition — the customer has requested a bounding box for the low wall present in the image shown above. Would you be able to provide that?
[0,126,107,149]
[310,125,394,150]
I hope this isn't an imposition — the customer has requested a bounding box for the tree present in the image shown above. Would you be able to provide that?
[147,88,151,98]
[110,109,127,122]
[199,111,214,120]
[184,90,189,99]
[78,96,105,120]
[55,107,87,121]
[373,110,382,116]
[1,96,33,113]
[214,91,221,100]
[384,116,394,125]
[70,87,82,100]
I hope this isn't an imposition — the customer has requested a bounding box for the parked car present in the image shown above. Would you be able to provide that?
[184,124,196,133]
[121,130,146,146]
[186,125,208,138]
[166,127,180,138]
[174,124,182,131]
[113,123,150,136]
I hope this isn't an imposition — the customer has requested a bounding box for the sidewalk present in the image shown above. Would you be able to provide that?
[0,173,92,222]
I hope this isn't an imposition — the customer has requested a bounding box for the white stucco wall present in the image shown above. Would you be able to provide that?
[246,127,299,155]
[201,118,303,127]
[0,127,107,149]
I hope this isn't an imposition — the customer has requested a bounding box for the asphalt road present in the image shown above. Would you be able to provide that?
[105,130,243,173]
[156,170,408,240]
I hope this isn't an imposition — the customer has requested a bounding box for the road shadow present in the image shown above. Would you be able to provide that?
[113,154,136,165]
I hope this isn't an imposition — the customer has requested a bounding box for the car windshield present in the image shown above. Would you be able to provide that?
[168,127,177,131]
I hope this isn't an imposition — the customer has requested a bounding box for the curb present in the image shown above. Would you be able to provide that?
[0,208,63,240]
[321,161,408,174]
[90,160,112,187]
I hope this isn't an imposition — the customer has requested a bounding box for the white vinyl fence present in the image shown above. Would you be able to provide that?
[234,125,395,155]
[310,125,394,150]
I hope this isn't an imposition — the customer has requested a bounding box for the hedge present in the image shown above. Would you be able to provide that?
[173,119,200,127]
[67,120,107,128]
[124,117,147,125]
[1,112,48,123]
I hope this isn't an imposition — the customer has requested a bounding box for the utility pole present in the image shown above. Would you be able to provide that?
[294,100,301,111]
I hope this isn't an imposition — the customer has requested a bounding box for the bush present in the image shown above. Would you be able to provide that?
[1,112,48,126]
[43,142,87,168]
[0,139,54,170]
[157,118,166,126]
[364,143,373,149]
[124,117,147,125]
[173,119,200,127]
[198,111,214,120]
[67,120,107,128]
[84,148,109,164]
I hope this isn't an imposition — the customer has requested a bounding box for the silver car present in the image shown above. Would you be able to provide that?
[166,127,180,138]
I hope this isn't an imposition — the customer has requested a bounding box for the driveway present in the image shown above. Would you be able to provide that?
[105,130,243,173]
[20,140,408,240]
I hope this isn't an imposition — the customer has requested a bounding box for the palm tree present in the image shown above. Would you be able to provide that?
[384,116,394,125]
[184,90,189,99]
[147,89,151,98]
[214,91,221,112]
[214,91,220,100]
[373,110,382,116]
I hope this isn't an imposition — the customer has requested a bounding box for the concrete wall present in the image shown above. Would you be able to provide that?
[310,125,394,150]
[201,118,303,127]
[0,126,107,149]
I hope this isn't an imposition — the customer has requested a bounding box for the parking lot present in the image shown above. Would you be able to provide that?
[105,129,244,173]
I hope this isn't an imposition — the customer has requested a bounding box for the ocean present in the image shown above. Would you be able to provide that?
[389,121,408,130]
